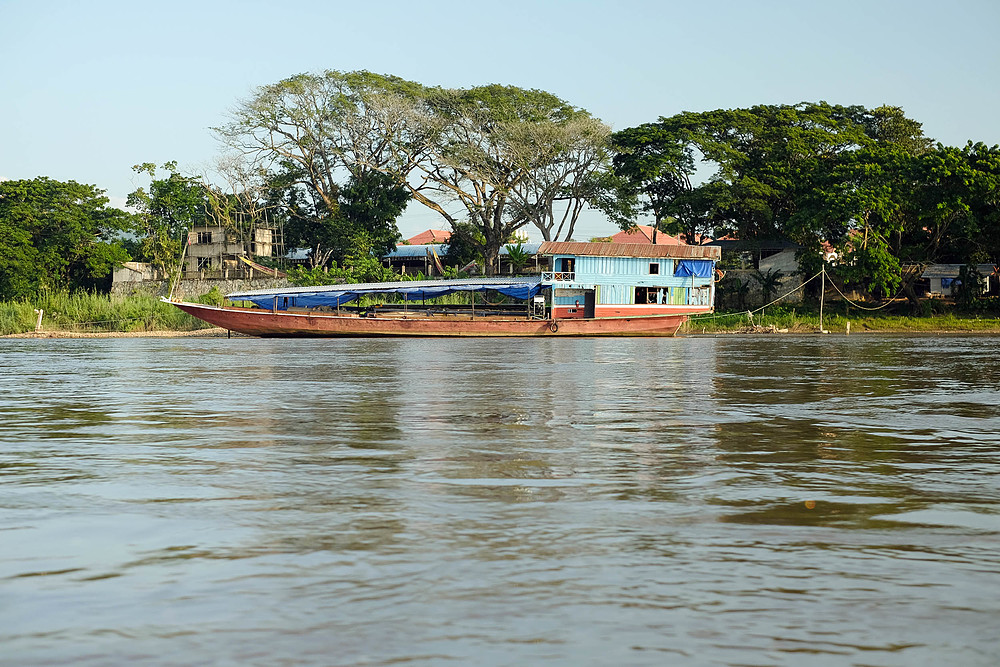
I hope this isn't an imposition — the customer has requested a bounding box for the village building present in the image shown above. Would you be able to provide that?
[112,223,285,294]
[607,225,684,245]
[404,229,452,245]
[920,264,999,297]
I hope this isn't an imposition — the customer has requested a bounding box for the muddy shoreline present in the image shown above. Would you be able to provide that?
[5,326,999,338]
[2,328,235,339]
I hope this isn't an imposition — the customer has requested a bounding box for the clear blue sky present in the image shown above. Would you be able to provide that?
[3,0,998,240]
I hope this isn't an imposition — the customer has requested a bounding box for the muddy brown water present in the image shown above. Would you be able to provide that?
[2,335,999,666]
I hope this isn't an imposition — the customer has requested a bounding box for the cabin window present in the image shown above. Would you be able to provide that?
[197,231,213,244]
[197,257,212,270]
[649,262,659,275]
[635,287,666,304]
[558,257,575,273]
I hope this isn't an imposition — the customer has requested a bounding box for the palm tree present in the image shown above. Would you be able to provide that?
[504,243,531,274]
[752,268,784,307]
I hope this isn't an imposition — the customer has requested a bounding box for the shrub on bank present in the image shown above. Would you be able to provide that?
[0,292,213,335]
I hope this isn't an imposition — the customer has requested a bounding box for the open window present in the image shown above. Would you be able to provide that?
[635,287,666,304]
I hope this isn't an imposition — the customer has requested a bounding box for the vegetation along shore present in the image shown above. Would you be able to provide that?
[4,292,1000,338]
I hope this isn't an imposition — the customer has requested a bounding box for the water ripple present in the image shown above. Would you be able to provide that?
[2,336,999,666]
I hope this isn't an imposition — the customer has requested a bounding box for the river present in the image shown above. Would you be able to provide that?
[1,335,998,666]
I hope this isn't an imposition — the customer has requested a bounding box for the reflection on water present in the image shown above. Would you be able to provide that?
[2,335,999,665]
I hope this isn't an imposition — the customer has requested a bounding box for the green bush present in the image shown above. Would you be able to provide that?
[0,292,211,334]
[197,286,226,307]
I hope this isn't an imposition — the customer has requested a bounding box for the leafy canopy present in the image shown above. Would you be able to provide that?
[0,178,133,299]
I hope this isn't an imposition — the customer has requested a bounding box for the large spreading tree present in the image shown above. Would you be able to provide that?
[214,71,419,269]
[602,102,982,297]
[0,178,133,299]
[217,71,610,274]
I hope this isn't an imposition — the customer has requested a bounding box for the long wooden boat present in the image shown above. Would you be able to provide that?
[166,242,720,338]
[167,300,696,337]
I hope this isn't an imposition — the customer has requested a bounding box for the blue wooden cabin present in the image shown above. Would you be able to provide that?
[538,242,721,319]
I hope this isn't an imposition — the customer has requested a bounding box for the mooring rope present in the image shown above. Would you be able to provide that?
[689,270,824,321]
[823,275,907,311]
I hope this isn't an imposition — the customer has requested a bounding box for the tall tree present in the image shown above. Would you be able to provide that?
[219,71,609,274]
[216,71,420,268]
[389,84,608,273]
[506,114,611,242]
[0,178,133,299]
[337,169,410,259]
[600,121,698,243]
[127,162,209,271]
[905,142,1000,264]
[607,102,943,296]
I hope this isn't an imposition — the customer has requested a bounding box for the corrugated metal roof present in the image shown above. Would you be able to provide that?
[385,243,542,258]
[406,229,452,244]
[385,244,448,258]
[921,264,997,279]
[539,241,720,260]
[609,225,684,245]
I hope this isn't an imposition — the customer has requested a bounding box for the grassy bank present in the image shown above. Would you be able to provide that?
[683,304,1000,334]
[0,292,213,336]
[6,292,1000,337]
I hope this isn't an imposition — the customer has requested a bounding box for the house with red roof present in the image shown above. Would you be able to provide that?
[405,229,452,245]
[609,225,684,245]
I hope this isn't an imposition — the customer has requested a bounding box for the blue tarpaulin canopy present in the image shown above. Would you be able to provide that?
[674,260,714,278]
[227,278,547,310]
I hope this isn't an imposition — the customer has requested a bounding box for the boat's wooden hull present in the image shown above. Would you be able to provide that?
[169,301,702,337]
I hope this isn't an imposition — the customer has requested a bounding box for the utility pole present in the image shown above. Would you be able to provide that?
[819,267,827,334]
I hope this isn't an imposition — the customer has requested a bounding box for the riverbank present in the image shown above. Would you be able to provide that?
[682,306,1000,335]
[5,293,1000,337]
[9,318,1000,338]
[0,291,216,336]
[2,328,233,339]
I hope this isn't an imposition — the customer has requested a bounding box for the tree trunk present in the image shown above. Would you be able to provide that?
[483,240,501,276]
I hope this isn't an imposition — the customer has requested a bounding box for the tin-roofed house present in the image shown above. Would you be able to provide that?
[539,242,720,319]
[921,264,999,297]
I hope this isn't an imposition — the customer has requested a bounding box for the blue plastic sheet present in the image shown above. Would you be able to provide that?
[674,260,714,278]
[236,280,547,311]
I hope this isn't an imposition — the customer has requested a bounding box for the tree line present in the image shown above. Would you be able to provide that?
[2,69,997,302]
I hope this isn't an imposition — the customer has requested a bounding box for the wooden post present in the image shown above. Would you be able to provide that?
[819,267,826,334]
